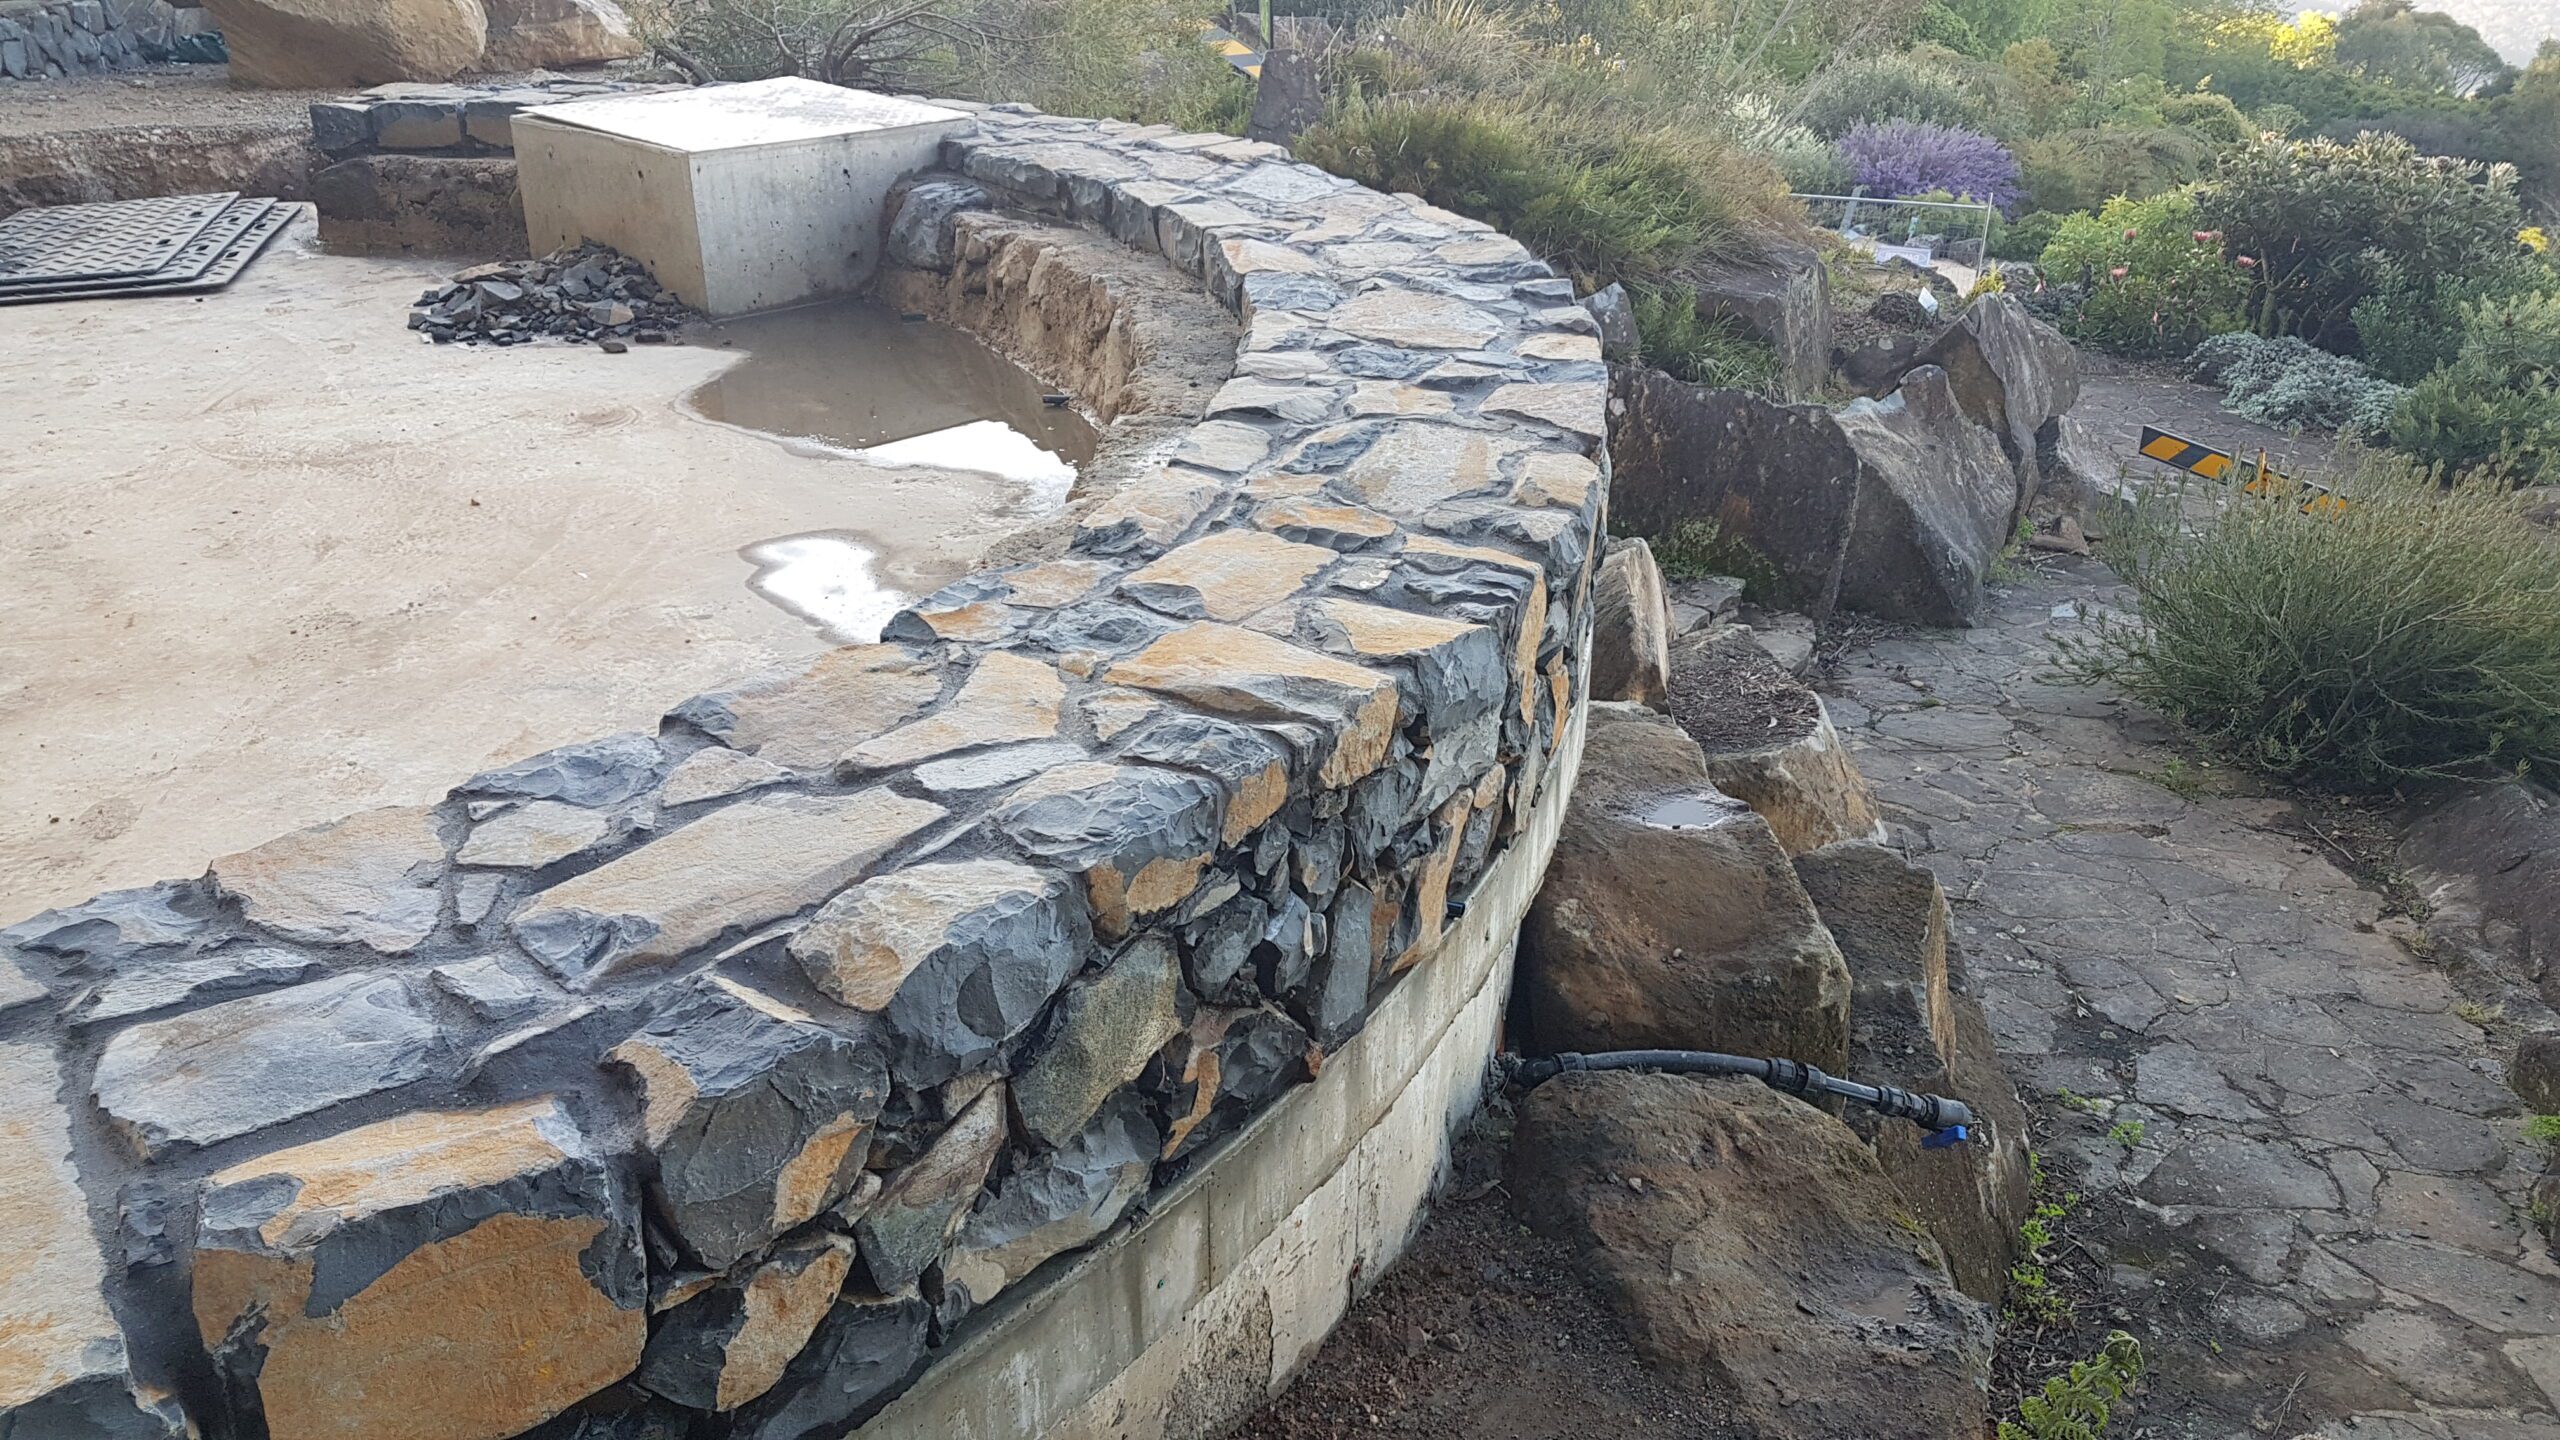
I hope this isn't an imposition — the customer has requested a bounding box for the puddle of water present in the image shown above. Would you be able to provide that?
[688,300,1096,496]
[741,532,906,645]
[1639,793,1752,831]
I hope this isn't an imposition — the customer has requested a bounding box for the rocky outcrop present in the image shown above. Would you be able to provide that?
[1667,628,1882,856]
[1792,842,2029,1303]
[1511,1072,1995,1439]
[479,0,639,68]
[1609,363,2019,626]
[1689,242,1833,401]
[1518,703,1851,1066]
[2401,780,2560,1012]
[205,0,490,86]
[1587,537,1672,711]
[1913,295,2080,517]
[0,107,1603,1440]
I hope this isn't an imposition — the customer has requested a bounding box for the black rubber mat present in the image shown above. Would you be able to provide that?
[0,199,299,306]
[0,192,236,287]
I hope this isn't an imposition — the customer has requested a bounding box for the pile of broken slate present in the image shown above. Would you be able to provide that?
[407,242,695,349]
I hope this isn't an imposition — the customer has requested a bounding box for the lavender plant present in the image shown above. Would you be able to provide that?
[1837,120,2023,215]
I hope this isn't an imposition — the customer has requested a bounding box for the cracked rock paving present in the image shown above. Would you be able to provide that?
[1829,557,2560,1440]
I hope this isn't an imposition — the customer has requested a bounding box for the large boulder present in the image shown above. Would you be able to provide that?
[1792,841,2030,1303]
[2400,780,2560,1011]
[1517,702,1851,1067]
[204,0,490,86]
[1690,241,1833,401]
[1911,295,2080,520]
[1831,365,2020,626]
[480,0,642,69]
[1606,362,2020,626]
[1511,1072,1995,1439]
[1588,536,1673,711]
[1668,628,1883,856]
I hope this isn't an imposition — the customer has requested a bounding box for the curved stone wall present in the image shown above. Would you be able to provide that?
[0,102,1607,1440]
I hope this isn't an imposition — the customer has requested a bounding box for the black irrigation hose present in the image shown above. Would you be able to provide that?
[1509,1049,1979,1148]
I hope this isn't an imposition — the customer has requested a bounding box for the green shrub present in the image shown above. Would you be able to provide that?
[2161,89,2256,148]
[921,0,1249,128]
[2015,126,2210,214]
[2198,131,2527,350]
[2038,190,2250,355]
[2350,253,2553,383]
[2186,333,2406,436]
[2057,458,2560,790]
[1631,286,1783,390]
[2386,291,2560,480]
[1991,209,2065,262]
[1795,50,1993,138]
[1295,96,1795,289]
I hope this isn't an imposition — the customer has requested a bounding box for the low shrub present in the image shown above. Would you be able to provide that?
[1631,286,1783,390]
[1989,209,2065,262]
[2015,126,2211,214]
[2349,253,2553,383]
[2386,289,2560,480]
[1838,120,2022,214]
[2185,333,2406,437]
[2037,190,2250,355]
[1794,50,1991,139]
[2057,457,2560,790]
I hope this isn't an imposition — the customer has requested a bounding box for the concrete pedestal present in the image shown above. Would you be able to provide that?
[512,78,969,316]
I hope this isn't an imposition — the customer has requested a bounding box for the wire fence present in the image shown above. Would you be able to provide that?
[1791,191,1997,268]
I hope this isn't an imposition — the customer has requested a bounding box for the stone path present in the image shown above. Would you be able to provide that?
[1827,557,2560,1440]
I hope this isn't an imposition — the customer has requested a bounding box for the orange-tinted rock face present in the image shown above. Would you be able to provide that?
[191,1097,645,1440]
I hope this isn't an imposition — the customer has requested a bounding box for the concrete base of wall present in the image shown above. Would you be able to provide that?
[864,696,1590,1440]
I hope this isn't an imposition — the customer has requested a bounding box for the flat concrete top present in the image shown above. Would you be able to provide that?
[519,78,968,154]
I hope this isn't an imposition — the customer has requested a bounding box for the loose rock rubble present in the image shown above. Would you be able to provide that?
[407,243,695,348]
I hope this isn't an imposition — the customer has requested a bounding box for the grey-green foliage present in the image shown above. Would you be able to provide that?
[2186,332,2406,438]
[2056,458,2560,791]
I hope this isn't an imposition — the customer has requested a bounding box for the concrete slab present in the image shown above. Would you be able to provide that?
[0,218,1039,922]
[514,79,969,315]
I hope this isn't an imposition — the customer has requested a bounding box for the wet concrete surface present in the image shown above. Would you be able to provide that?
[0,218,1074,920]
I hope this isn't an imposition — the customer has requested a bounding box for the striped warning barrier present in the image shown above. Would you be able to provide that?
[1201,25,1263,76]
[2135,426,2344,513]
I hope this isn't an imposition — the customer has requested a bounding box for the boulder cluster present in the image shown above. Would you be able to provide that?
[408,243,695,347]
[1507,541,2035,1437]
[203,0,643,87]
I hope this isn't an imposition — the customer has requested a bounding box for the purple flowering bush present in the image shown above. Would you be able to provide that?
[1838,121,2023,215]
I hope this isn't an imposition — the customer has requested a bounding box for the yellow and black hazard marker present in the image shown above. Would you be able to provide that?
[1201,25,1263,76]
[2136,426,2344,514]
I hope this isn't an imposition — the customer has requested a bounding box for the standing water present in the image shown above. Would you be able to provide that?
[689,301,1098,642]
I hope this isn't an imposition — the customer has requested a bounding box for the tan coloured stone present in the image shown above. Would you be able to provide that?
[708,1234,857,1410]
[658,747,791,807]
[1516,332,1603,361]
[1337,423,1523,514]
[1513,450,1600,511]
[1438,233,1531,265]
[1119,529,1335,622]
[204,0,488,87]
[906,600,1015,643]
[1207,378,1340,425]
[999,558,1110,608]
[688,644,942,771]
[1172,420,1273,474]
[1218,236,1322,276]
[990,764,1220,936]
[1346,383,1455,418]
[788,858,1073,1013]
[1331,289,1504,349]
[1484,382,1607,442]
[455,799,609,869]
[192,1096,642,1440]
[840,652,1064,774]
[211,804,445,953]
[1107,623,1400,789]
[510,789,945,977]
[479,0,641,69]
[1074,467,1230,556]
[0,1043,175,1437]
[856,1084,1008,1290]
[1254,497,1398,547]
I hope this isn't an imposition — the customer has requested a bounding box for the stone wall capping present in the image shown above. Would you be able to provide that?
[0,104,1607,1440]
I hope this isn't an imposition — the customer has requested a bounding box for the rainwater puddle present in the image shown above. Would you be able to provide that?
[740,532,907,645]
[1639,794,1752,831]
[692,301,1097,644]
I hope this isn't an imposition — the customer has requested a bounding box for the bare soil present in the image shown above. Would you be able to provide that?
[1235,1127,1737,1440]
[1666,630,1819,754]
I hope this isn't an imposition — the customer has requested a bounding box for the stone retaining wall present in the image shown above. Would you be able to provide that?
[0,0,207,81]
[0,102,1608,1440]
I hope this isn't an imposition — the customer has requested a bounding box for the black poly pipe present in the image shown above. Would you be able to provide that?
[1509,1049,1978,1140]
